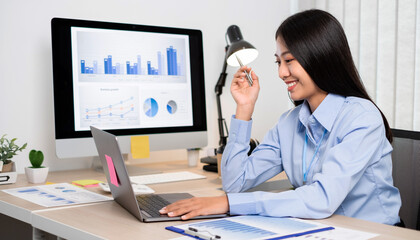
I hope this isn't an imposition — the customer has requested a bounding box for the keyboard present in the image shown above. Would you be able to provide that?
[136,194,170,217]
[130,171,206,185]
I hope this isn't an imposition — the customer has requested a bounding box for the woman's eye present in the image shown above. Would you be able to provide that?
[275,60,281,66]
[285,58,295,63]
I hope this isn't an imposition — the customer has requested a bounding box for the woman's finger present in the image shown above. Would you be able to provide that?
[181,209,200,220]
[160,198,198,216]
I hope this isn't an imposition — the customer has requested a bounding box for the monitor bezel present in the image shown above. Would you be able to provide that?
[51,18,207,140]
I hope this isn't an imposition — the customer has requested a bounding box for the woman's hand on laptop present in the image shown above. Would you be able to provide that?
[159,195,229,220]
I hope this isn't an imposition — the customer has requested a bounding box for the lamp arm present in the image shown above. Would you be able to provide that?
[215,46,230,147]
[216,93,228,147]
[215,46,229,95]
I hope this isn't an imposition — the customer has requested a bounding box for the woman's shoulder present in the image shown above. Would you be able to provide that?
[278,104,302,122]
[343,96,379,114]
[338,96,383,128]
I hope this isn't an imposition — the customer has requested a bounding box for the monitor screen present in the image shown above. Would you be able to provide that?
[51,18,207,158]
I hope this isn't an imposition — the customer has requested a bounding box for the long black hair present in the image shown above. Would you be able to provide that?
[275,9,392,143]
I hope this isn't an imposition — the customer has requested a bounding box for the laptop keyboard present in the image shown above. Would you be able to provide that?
[136,194,171,217]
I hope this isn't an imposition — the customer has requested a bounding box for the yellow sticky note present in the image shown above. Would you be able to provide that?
[131,136,150,159]
[72,179,103,187]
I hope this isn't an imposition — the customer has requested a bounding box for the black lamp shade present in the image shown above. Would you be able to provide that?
[225,25,258,66]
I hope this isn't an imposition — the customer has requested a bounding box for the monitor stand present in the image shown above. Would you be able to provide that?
[91,155,161,176]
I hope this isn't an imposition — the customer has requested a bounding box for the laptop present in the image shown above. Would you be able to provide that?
[90,126,227,222]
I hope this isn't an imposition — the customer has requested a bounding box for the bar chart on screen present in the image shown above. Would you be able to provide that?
[79,46,184,76]
[74,28,187,79]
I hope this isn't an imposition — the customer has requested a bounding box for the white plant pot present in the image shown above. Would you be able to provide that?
[25,167,49,184]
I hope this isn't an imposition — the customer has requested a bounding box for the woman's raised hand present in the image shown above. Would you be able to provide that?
[231,66,260,121]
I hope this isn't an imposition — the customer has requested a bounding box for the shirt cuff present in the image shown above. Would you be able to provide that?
[229,116,253,144]
[227,192,258,215]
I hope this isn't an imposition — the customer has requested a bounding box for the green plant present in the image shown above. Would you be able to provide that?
[0,134,27,164]
[187,148,202,151]
[29,150,44,168]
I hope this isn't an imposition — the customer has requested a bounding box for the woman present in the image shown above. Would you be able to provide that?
[160,9,402,225]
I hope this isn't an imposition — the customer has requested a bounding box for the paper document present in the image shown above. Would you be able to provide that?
[167,215,334,240]
[3,183,112,207]
[293,226,378,240]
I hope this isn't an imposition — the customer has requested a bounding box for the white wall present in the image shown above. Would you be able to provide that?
[0,0,292,173]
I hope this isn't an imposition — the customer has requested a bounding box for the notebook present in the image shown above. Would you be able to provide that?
[90,126,227,222]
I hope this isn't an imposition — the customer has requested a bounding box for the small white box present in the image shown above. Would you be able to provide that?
[0,163,17,185]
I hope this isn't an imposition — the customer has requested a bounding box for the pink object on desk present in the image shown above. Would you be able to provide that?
[105,154,119,187]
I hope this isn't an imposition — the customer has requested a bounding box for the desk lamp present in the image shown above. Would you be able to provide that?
[202,25,258,172]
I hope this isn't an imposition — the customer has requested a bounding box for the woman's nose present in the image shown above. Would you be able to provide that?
[278,62,290,80]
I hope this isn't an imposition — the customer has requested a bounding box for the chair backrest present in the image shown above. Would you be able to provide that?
[391,129,420,230]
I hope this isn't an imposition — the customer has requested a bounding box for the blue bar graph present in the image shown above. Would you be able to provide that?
[104,58,108,74]
[80,45,181,76]
[116,63,120,74]
[81,60,98,74]
[166,47,172,75]
[168,47,174,75]
[133,63,138,74]
[147,61,151,75]
[173,49,177,75]
[157,52,162,75]
[107,55,112,74]
[93,61,98,73]
[81,60,85,73]
[126,61,130,74]
[137,55,142,75]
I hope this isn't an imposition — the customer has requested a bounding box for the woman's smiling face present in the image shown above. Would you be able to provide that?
[275,37,327,112]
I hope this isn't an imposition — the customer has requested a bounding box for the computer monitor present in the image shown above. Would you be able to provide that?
[51,18,207,159]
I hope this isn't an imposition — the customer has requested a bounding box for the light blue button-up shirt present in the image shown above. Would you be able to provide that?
[222,93,401,225]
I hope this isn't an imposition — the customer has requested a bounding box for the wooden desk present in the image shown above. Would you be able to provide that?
[30,162,226,240]
[0,161,226,239]
[31,203,420,240]
[1,161,419,239]
[0,168,107,239]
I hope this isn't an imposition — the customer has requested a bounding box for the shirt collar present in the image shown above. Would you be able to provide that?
[299,93,345,133]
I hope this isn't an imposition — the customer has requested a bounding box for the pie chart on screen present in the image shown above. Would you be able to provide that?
[143,98,158,117]
[167,100,177,114]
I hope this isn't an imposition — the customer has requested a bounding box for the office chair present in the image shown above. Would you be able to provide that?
[391,129,420,230]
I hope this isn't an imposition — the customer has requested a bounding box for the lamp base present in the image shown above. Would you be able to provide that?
[200,156,217,165]
[202,164,217,172]
[201,156,218,173]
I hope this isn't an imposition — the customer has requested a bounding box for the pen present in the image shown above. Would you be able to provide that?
[235,54,253,86]
[184,227,221,240]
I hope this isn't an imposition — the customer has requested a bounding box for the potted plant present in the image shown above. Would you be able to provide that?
[25,149,49,183]
[0,134,27,172]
